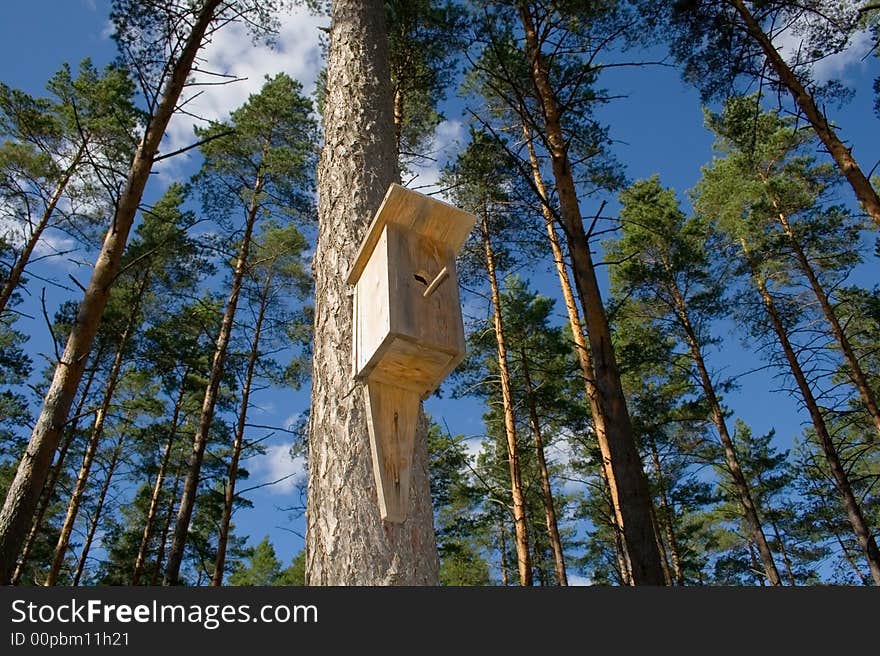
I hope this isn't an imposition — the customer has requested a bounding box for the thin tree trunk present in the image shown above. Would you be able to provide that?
[648,436,685,585]
[45,273,147,586]
[72,434,124,586]
[151,464,183,586]
[517,2,664,585]
[834,530,870,586]
[499,517,509,586]
[520,349,567,585]
[481,215,531,586]
[305,0,438,585]
[163,172,263,586]
[11,354,101,585]
[212,270,272,586]
[523,125,630,572]
[667,275,782,585]
[771,201,880,440]
[743,240,880,584]
[0,0,223,584]
[649,501,673,586]
[747,538,765,586]
[770,518,797,586]
[0,142,87,316]
[729,0,880,229]
[132,373,188,586]
[393,85,403,157]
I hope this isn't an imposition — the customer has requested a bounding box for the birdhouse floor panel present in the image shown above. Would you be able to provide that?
[358,333,459,398]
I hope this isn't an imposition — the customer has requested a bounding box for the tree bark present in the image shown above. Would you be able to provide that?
[771,202,880,440]
[523,126,630,574]
[212,270,272,586]
[163,172,263,586]
[305,0,438,585]
[648,436,685,585]
[517,2,664,585]
[481,215,531,586]
[0,141,87,317]
[728,0,880,230]
[11,354,101,585]
[72,434,124,586]
[132,373,188,586]
[520,348,567,585]
[743,241,880,584]
[0,0,223,584]
[666,274,782,585]
[499,517,509,586]
[45,273,147,586]
[151,464,183,586]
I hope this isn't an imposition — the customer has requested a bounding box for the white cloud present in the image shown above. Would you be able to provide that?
[157,5,327,178]
[249,441,306,495]
[404,119,466,196]
[568,574,591,586]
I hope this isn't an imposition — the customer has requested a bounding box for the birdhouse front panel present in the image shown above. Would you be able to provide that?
[353,223,465,398]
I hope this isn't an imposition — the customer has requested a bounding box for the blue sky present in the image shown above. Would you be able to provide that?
[1,1,878,581]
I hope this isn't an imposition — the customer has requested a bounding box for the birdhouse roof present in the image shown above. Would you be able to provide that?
[346,183,475,285]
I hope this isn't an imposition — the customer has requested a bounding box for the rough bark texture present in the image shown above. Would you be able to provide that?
[163,176,261,586]
[728,0,880,230]
[481,216,531,586]
[518,2,664,585]
[0,0,222,585]
[744,242,880,585]
[11,357,101,585]
[212,271,272,586]
[521,350,567,585]
[667,277,782,585]
[305,0,438,585]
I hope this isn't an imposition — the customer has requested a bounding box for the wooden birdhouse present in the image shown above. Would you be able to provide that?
[347,183,475,523]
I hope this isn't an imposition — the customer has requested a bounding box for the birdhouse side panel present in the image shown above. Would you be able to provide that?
[354,226,393,379]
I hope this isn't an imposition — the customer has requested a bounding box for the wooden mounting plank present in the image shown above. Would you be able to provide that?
[347,183,475,285]
[363,380,420,523]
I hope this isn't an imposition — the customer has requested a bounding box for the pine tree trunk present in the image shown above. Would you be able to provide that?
[747,539,765,586]
[770,518,797,586]
[45,274,146,586]
[520,349,567,585]
[728,0,880,230]
[667,276,782,585]
[648,437,685,585]
[0,0,223,584]
[132,374,187,586]
[305,0,438,585]
[0,142,87,317]
[481,216,532,586]
[72,434,124,586]
[11,356,101,585]
[163,174,263,586]
[517,2,664,585]
[499,517,509,586]
[151,465,183,586]
[523,126,630,571]
[649,501,673,586]
[834,530,870,585]
[743,241,880,584]
[212,270,272,586]
[770,202,880,440]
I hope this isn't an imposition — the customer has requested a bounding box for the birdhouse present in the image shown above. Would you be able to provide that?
[347,183,475,523]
